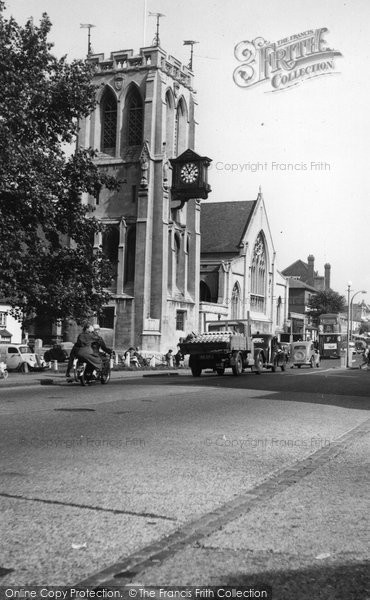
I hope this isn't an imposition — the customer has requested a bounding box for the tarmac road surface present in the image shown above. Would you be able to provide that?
[0,361,368,599]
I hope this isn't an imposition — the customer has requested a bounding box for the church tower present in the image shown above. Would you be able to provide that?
[77,45,200,352]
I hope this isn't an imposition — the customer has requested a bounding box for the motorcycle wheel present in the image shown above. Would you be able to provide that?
[76,364,87,386]
[100,366,111,384]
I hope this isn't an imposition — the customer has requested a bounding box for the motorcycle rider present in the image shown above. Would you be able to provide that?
[65,324,112,379]
[65,323,90,379]
[91,324,112,357]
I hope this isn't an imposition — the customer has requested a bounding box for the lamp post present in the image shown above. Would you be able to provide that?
[346,282,351,368]
[350,290,367,340]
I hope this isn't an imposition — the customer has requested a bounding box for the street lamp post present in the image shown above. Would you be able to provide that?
[350,290,367,340]
[346,282,351,368]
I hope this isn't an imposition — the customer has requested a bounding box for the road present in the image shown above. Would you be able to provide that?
[0,361,368,598]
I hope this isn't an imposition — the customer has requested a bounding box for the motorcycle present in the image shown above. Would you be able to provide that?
[74,352,112,386]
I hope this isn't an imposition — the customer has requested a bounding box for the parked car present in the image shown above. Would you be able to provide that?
[43,342,74,363]
[251,334,289,372]
[291,341,320,368]
[0,344,41,372]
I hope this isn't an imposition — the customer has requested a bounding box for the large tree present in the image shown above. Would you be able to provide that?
[307,289,346,317]
[0,4,119,325]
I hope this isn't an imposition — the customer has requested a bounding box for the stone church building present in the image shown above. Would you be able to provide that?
[74,44,201,353]
[199,192,289,336]
[29,42,288,352]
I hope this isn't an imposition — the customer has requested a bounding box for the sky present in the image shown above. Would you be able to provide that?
[4,0,370,302]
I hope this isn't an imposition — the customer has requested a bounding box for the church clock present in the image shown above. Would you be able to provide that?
[180,162,199,184]
[170,149,212,202]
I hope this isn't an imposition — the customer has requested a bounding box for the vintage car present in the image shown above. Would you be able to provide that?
[291,341,320,368]
[0,344,41,372]
[251,334,289,372]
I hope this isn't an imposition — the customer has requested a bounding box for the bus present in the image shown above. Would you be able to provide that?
[318,313,347,359]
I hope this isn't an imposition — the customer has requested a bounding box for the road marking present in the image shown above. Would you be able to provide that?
[75,417,370,588]
[289,368,345,375]
[0,492,177,522]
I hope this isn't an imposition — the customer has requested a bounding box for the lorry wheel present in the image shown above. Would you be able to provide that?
[232,355,243,376]
[216,368,225,376]
[254,354,263,374]
[191,365,202,377]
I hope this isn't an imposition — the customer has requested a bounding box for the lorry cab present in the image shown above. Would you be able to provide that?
[251,334,288,372]
[0,344,39,372]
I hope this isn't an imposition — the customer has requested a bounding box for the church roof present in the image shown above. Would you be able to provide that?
[200,201,257,253]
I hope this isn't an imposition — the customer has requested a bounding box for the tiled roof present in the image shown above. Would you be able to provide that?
[0,329,12,337]
[288,279,318,292]
[282,259,308,276]
[200,201,257,253]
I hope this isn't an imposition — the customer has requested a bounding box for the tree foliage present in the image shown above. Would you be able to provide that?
[359,321,370,335]
[307,289,346,317]
[0,4,119,324]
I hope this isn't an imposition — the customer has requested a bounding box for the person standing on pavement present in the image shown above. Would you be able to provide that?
[359,345,369,370]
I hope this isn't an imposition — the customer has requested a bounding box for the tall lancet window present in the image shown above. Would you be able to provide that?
[250,233,267,313]
[165,90,175,157]
[101,88,117,155]
[174,98,187,156]
[231,283,241,319]
[127,87,143,145]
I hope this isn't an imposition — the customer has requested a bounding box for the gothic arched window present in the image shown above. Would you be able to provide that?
[200,281,211,302]
[102,225,119,288]
[127,87,143,146]
[231,283,241,319]
[124,225,136,284]
[165,90,175,157]
[250,233,267,313]
[276,295,282,326]
[101,88,117,155]
[174,233,181,289]
[174,98,187,156]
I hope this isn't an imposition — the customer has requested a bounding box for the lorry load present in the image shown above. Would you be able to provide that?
[179,330,262,377]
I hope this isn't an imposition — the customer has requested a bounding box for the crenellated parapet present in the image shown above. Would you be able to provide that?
[87,46,193,90]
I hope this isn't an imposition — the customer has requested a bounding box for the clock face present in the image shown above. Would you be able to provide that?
[180,162,199,184]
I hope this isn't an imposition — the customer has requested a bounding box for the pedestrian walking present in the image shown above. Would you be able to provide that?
[359,346,369,370]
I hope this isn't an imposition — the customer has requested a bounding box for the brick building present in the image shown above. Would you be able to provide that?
[282,255,332,340]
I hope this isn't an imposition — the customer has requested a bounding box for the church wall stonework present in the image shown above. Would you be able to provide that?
[77,46,200,354]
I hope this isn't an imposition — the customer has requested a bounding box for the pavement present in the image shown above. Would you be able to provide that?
[123,420,369,600]
[0,366,188,389]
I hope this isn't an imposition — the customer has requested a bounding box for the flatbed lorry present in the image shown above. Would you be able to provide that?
[179,330,263,377]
